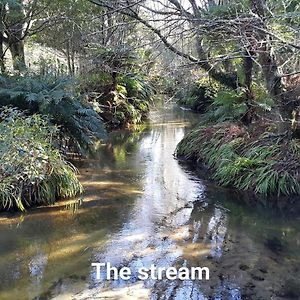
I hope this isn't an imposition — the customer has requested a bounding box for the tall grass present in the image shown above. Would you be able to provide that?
[176,123,300,196]
[0,108,83,211]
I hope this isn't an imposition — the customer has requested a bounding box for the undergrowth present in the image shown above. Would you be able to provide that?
[0,74,107,150]
[81,73,153,128]
[176,123,300,196]
[0,108,83,211]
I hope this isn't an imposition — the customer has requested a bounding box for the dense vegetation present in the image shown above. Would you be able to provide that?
[0,0,154,210]
[177,123,300,195]
[171,0,300,196]
[0,75,107,148]
[0,108,82,211]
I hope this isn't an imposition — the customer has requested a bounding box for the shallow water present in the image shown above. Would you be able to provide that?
[0,104,299,300]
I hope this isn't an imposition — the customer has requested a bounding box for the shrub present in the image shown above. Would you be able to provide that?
[120,74,154,103]
[82,73,153,128]
[203,90,247,122]
[0,108,83,211]
[178,77,221,113]
[0,75,107,149]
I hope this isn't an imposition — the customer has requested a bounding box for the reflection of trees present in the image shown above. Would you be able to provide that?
[206,188,300,257]
[2,105,299,299]
[97,126,148,166]
[0,196,136,300]
[0,241,49,300]
[204,208,227,258]
[28,250,48,298]
[5,125,150,298]
[86,111,203,294]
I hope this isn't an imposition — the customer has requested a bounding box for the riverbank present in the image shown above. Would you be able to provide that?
[0,71,154,212]
[176,121,300,197]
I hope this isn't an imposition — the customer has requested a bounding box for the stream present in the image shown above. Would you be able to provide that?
[0,104,300,300]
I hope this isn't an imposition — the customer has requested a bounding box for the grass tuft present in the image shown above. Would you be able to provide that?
[176,122,300,196]
[0,108,83,211]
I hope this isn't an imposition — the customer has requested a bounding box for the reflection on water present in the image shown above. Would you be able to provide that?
[0,104,300,300]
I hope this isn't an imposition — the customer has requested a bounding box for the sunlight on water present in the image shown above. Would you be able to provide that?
[0,104,299,300]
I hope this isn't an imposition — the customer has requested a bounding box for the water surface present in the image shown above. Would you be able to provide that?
[0,104,299,300]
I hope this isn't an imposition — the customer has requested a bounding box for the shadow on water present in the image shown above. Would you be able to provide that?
[0,104,299,300]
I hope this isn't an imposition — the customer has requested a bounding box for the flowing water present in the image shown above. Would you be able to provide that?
[0,104,300,300]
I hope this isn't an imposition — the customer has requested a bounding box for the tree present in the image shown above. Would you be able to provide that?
[0,0,72,72]
[89,0,300,133]
[89,0,240,89]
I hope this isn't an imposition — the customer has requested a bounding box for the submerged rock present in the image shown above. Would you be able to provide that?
[279,278,300,298]
[264,236,284,254]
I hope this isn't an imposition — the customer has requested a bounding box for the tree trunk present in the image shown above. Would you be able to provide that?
[71,51,75,75]
[7,0,26,71]
[251,0,291,134]
[258,45,292,133]
[0,4,6,73]
[66,41,73,75]
[241,50,255,125]
[191,5,238,89]
[111,71,118,91]
[0,32,5,73]
[9,39,25,71]
[243,51,254,95]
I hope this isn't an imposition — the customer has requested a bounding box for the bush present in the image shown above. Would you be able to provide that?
[0,74,107,150]
[120,74,154,103]
[177,78,220,112]
[176,123,300,196]
[203,89,247,122]
[82,73,152,128]
[0,108,83,211]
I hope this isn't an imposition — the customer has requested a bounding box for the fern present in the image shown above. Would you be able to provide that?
[204,90,247,122]
[0,75,107,149]
[120,74,154,103]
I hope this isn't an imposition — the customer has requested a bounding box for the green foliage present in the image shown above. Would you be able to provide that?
[176,123,300,196]
[78,72,115,95]
[113,74,153,125]
[177,79,220,112]
[120,74,154,103]
[251,82,274,111]
[204,90,247,122]
[178,95,198,110]
[80,71,153,128]
[76,45,153,129]
[32,0,100,55]
[0,75,107,149]
[109,94,149,127]
[95,46,139,70]
[0,108,83,211]
[190,82,273,123]
[204,0,248,17]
